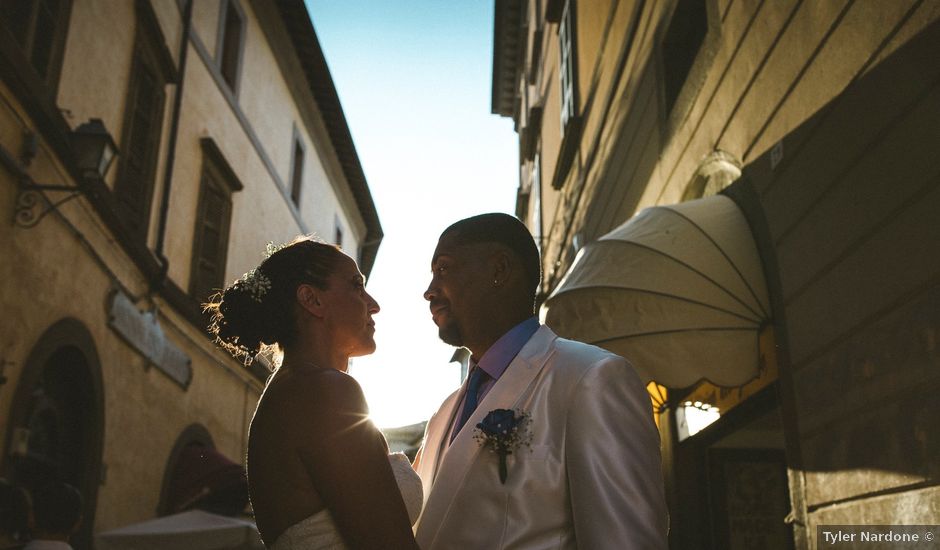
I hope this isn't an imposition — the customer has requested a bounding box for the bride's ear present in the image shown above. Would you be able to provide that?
[297,284,325,318]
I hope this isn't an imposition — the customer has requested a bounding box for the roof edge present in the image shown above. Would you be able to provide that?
[274,0,383,275]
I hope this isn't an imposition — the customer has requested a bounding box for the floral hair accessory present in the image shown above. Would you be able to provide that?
[265,241,289,258]
[239,268,271,303]
[473,408,532,484]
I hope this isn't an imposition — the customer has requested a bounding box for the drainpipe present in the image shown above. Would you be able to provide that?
[153,0,193,289]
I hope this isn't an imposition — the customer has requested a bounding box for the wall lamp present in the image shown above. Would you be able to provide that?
[13,118,118,228]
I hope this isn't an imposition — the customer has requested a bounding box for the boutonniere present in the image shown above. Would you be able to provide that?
[473,408,532,484]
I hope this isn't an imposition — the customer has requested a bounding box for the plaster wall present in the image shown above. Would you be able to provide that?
[533,0,938,287]
[509,0,940,544]
[169,0,363,275]
[0,82,262,531]
[161,0,364,292]
[160,38,293,290]
[0,0,378,538]
[54,0,137,190]
[232,2,357,245]
[191,0,222,57]
[55,0,182,250]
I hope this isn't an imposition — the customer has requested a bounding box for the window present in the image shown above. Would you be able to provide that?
[0,0,71,88]
[114,26,170,242]
[531,151,543,251]
[290,136,304,206]
[521,106,543,161]
[190,139,243,303]
[217,0,245,93]
[662,0,708,116]
[558,0,577,135]
[516,148,543,262]
[515,163,530,223]
[549,0,582,190]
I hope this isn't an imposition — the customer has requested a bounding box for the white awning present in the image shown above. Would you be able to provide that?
[541,194,771,388]
[96,510,264,550]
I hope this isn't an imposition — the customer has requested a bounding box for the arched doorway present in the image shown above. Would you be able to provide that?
[3,319,104,550]
[158,424,248,517]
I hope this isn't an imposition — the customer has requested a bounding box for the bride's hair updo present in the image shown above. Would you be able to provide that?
[206,237,344,362]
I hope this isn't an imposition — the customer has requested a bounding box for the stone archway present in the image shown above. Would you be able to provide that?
[158,422,248,518]
[3,318,104,550]
[157,423,214,516]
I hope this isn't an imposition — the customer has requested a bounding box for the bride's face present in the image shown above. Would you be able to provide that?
[320,254,380,357]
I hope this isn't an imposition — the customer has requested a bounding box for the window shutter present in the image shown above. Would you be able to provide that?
[192,177,230,302]
[1,0,70,85]
[290,140,304,206]
[190,138,241,304]
[30,0,59,78]
[220,1,243,90]
[116,49,165,240]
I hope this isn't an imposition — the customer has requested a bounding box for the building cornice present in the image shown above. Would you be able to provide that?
[492,0,525,117]
[271,0,383,276]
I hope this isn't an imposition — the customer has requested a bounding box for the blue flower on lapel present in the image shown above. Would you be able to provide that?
[473,408,532,484]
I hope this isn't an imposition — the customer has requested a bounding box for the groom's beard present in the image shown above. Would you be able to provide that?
[438,321,463,347]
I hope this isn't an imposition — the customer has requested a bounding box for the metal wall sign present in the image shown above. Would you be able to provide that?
[107,290,192,388]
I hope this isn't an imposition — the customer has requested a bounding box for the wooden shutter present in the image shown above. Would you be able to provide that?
[290,140,304,205]
[30,0,59,78]
[191,174,232,302]
[0,0,71,85]
[116,46,166,240]
[219,1,243,90]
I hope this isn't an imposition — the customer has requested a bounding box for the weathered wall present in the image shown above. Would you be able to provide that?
[0,0,379,542]
[743,15,940,543]
[509,0,940,547]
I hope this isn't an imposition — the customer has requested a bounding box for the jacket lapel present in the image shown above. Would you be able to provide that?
[416,387,462,500]
[416,326,557,546]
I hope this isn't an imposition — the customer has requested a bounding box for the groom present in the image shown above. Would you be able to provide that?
[413,213,668,549]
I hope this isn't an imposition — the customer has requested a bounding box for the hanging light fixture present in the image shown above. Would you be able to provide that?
[70,118,118,181]
[11,118,118,228]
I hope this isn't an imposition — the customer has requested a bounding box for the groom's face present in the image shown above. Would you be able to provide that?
[424,233,493,348]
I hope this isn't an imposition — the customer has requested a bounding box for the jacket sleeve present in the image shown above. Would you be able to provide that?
[565,355,669,549]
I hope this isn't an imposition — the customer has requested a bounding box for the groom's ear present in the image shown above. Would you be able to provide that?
[491,248,513,287]
[297,284,326,318]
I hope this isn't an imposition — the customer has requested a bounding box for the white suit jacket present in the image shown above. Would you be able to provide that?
[414,325,668,549]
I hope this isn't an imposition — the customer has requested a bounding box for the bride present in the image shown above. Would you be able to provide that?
[207,238,421,549]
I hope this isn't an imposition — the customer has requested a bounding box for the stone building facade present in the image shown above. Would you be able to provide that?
[0,0,381,547]
[493,0,940,547]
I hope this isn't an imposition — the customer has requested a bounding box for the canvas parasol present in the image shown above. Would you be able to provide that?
[541,194,771,388]
[95,509,264,550]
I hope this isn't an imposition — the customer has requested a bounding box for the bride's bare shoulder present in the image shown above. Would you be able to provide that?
[263,368,368,417]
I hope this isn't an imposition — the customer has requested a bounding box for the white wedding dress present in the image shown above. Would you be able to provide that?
[270,452,423,549]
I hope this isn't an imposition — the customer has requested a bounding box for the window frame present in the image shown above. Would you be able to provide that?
[189,138,243,303]
[0,0,72,94]
[558,0,578,137]
[531,148,543,251]
[113,10,174,243]
[334,220,343,248]
[289,128,306,207]
[215,0,246,96]
[659,0,719,130]
[549,0,582,190]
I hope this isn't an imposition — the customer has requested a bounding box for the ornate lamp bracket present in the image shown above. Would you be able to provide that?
[8,119,117,228]
[14,182,84,228]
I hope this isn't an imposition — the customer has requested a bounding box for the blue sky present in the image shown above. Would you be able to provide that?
[305,1,519,427]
